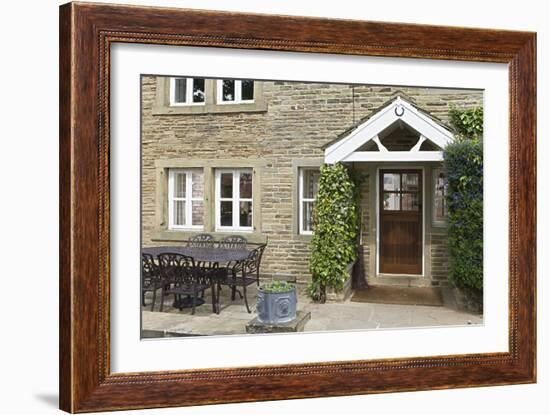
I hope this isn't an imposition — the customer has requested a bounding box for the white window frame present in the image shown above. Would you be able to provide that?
[169,77,205,106]
[215,169,253,232]
[432,166,447,226]
[168,169,204,230]
[216,80,255,105]
[298,168,319,235]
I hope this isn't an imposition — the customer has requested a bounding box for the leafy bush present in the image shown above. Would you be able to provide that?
[443,114,483,291]
[259,280,295,293]
[308,163,359,302]
[449,107,484,140]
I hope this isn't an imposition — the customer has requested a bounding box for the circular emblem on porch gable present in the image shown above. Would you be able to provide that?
[394,104,405,117]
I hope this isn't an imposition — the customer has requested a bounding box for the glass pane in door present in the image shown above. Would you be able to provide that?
[402,173,420,191]
[383,193,400,210]
[401,193,420,211]
[383,173,401,191]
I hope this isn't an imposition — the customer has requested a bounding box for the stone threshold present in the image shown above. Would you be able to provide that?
[368,273,432,288]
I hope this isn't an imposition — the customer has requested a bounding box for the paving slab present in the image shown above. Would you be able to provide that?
[141,285,483,337]
[246,311,311,334]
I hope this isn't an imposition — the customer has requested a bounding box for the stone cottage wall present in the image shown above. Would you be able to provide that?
[141,77,483,285]
[356,165,371,283]
[430,233,450,286]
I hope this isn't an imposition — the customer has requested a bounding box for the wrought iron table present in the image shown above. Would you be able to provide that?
[142,246,252,310]
[142,246,252,264]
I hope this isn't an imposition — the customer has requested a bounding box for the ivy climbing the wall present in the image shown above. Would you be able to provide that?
[443,107,484,304]
[308,163,359,303]
[449,107,484,140]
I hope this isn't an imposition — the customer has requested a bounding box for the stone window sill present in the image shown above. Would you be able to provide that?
[152,100,267,116]
[151,229,268,244]
[293,233,313,242]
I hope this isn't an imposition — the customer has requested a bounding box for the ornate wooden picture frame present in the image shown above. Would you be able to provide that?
[59,2,536,412]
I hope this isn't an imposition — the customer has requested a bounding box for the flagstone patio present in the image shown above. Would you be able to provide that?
[141,284,483,337]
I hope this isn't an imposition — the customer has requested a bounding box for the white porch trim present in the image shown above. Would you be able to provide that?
[343,151,443,162]
[324,96,454,164]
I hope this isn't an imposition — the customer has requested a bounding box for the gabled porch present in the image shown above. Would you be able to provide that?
[323,94,454,287]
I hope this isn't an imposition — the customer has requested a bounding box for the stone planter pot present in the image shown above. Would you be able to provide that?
[256,287,297,324]
[324,262,355,302]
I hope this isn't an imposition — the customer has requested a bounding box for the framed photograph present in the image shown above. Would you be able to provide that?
[59,2,536,412]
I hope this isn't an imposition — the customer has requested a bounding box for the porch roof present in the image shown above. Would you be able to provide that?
[323,94,455,163]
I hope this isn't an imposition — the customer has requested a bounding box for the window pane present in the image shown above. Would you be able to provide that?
[241,80,254,100]
[383,173,401,191]
[191,171,204,198]
[434,193,445,221]
[239,201,252,227]
[302,169,319,199]
[174,78,187,103]
[192,201,204,226]
[402,173,419,191]
[402,193,420,211]
[192,78,205,103]
[303,201,314,232]
[220,173,233,198]
[239,172,252,199]
[383,193,400,210]
[174,172,186,198]
[173,200,186,225]
[222,80,235,101]
[434,169,446,222]
[220,201,233,226]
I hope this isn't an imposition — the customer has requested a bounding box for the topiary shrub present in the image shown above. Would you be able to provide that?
[308,163,359,303]
[443,107,483,296]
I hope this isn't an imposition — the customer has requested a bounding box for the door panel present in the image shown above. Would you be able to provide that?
[379,170,422,274]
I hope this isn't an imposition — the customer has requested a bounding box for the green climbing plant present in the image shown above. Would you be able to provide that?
[449,107,484,140]
[444,106,484,298]
[308,163,359,302]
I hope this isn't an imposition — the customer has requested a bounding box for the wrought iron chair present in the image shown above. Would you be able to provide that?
[230,243,267,285]
[252,243,267,285]
[219,245,266,313]
[187,233,214,248]
[187,233,216,275]
[218,236,249,275]
[141,253,163,311]
[219,235,248,249]
[158,253,219,315]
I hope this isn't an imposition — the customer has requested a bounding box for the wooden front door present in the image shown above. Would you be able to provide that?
[379,170,423,274]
